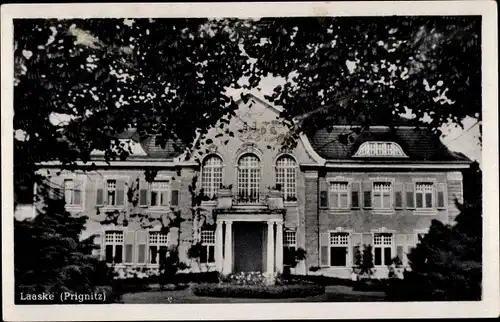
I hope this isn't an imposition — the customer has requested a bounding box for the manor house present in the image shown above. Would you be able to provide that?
[20,91,470,279]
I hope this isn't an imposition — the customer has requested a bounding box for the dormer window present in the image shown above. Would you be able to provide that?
[353,141,408,158]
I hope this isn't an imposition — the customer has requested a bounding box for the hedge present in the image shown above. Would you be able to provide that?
[192,283,325,298]
[286,274,355,286]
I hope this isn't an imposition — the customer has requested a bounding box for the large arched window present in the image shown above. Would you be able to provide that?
[201,155,223,199]
[275,155,297,201]
[237,154,261,203]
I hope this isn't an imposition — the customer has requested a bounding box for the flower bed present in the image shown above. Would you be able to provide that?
[192,283,325,298]
[221,271,271,285]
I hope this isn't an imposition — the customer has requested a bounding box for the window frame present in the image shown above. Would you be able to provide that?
[200,229,216,264]
[149,180,170,208]
[106,179,117,206]
[275,154,298,202]
[100,175,129,209]
[62,175,85,211]
[328,231,350,267]
[372,181,393,210]
[415,182,434,210]
[148,231,170,265]
[104,230,124,265]
[237,153,261,203]
[64,179,74,205]
[283,229,297,266]
[353,141,409,158]
[201,154,224,201]
[329,181,350,210]
[373,232,394,267]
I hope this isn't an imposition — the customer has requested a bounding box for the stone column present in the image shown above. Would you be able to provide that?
[266,221,275,274]
[222,221,232,275]
[275,221,284,274]
[215,221,224,272]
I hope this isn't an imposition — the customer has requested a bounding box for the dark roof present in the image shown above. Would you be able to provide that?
[307,126,471,162]
[138,135,185,159]
[109,129,185,160]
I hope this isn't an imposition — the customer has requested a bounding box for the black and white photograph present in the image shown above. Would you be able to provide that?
[2,2,498,321]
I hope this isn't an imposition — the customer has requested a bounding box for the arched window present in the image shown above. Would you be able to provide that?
[275,155,297,201]
[201,155,223,199]
[353,141,408,158]
[237,154,261,203]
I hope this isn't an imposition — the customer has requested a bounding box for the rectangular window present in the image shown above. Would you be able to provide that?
[283,230,297,266]
[330,182,349,209]
[150,181,169,207]
[373,233,393,266]
[106,180,117,206]
[329,232,349,267]
[200,230,215,264]
[148,232,169,264]
[373,182,392,209]
[104,231,124,264]
[63,179,82,206]
[416,183,434,209]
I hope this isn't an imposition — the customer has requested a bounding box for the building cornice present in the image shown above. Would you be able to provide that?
[37,159,200,168]
[300,161,470,170]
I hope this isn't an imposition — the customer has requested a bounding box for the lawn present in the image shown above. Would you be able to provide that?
[121,285,386,303]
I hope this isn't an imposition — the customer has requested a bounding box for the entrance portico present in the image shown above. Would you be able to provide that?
[215,213,284,275]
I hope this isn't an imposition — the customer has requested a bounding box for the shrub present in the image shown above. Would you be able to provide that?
[14,197,119,304]
[353,278,386,292]
[192,283,325,298]
[175,271,220,284]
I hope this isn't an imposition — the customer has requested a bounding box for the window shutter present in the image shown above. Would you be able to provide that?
[116,179,126,206]
[139,181,149,207]
[95,179,104,206]
[171,181,180,206]
[93,233,103,259]
[395,234,405,264]
[319,180,329,208]
[405,183,415,209]
[136,231,148,264]
[362,181,372,209]
[437,183,446,209]
[406,234,417,254]
[351,182,360,209]
[161,190,170,206]
[319,232,330,267]
[73,179,83,205]
[351,233,362,266]
[124,231,135,263]
[394,183,403,209]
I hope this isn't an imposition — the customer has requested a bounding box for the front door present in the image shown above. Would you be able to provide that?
[233,222,263,272]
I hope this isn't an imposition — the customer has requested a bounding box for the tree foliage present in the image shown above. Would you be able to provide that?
[244,16,481,140]
[14,17,481,201]
[14,195,118,303]
[14,18,251,200]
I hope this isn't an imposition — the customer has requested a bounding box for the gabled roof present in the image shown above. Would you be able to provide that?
[306,126,471,162]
